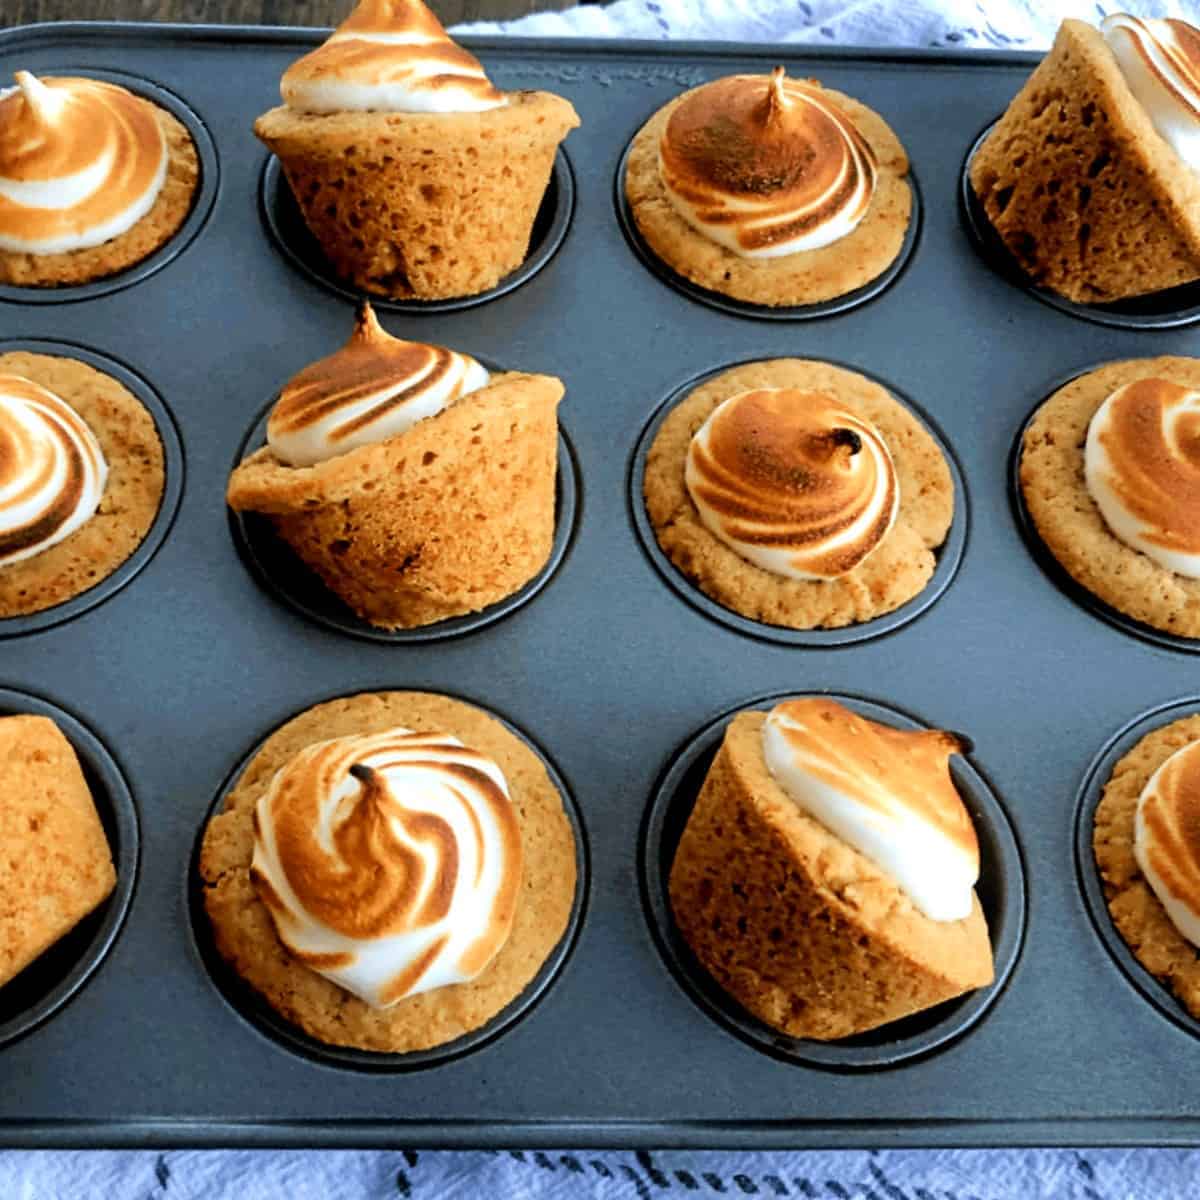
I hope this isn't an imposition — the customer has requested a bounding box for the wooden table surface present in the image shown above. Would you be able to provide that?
[3,0,565,31]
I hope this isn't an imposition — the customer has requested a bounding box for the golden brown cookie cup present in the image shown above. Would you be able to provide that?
[0,350,166,621]
[1019,356,1200,640]
[254,91,579,301]
[197,690,579,1056]
[669,708,994,1041]
[0,687,138,1050]
[623,82,912,307]
[969,20,1200,306]
[227,371,562,630]
[1092,709,1200,1023]
[642,360,954,631]
[642,691,1026,1068]
[0,103,199,289]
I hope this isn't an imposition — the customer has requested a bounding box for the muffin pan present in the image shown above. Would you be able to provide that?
[3,22,1200,1148]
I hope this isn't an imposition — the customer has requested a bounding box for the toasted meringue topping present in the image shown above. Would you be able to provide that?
[1135,739,1200,947]
[0,72,167,255]
[657,68,877,259]
[685,387,898,580]
[267,302,490,468]
[0,374,107,567]
[763,699,979,922]
[1085,378,1200,578]
[281,0,507,114]
[1103,15,1200,171]
[251,726,523,1008]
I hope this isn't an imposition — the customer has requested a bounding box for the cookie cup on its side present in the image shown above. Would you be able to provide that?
[669,709,994,1040]
[227,371,562,630]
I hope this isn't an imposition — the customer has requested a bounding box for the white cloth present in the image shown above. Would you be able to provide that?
[457,0,1200,46]
[7,1,1200,1194]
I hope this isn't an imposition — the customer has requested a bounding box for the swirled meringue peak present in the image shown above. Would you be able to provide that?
[281,0,507,115]
[0,374,107,567]
[1085,378,1200,578]
[1135,739,1200,947]
[685,387,898,580]
[657,67,877,259]
[1103,15,1200,171]
[267,302,490,468]
[0,72,167,255]
[251,726,523,1008]
[763,698,979,922]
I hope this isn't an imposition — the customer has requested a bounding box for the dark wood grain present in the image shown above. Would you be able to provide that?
[1,0,568,30]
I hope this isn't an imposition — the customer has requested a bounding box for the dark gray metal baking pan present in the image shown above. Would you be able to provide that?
[2,21,1200,1149]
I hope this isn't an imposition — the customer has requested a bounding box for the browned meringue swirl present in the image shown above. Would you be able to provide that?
[0,73,166,254]
[250,727,523,1007]
[684,387,899,580]
[1085,378,1200,576]
[266,302,490,467]
[1136,739,1200,944]
[280,0,506,114]
[0,373,107,567]
[658,68,877,258]
[767,698,977,855]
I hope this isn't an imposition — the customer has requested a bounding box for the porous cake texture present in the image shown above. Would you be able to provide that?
[227,371,561,629]
[0,715,116,990]
[970,19,1200,303]
[256,92,578,300]
[669,711,993,1040]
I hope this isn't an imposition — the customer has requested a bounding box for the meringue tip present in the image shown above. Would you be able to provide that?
[13,70,61,119]
[351,299,386,341]
[763,65,791,122]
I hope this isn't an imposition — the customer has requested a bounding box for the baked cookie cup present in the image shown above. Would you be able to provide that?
[0,89,199,289]
[227,370,562,631]
[1093,709,1200,1023]
[256,92,578,301]
[0,350,166,620]
[642,359,955,631]
[623,79,912,308]
[197,690,579,1055]
[1019,356,1200,640]
[969,19,1200,305]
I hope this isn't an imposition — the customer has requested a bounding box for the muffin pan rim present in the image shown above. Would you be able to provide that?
[0,684,140,1051]
[639,688,1028,1072]
[0,336,186,639]
[0,65,220,308]
[628,357,970,648]
[185,684,591,1073]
